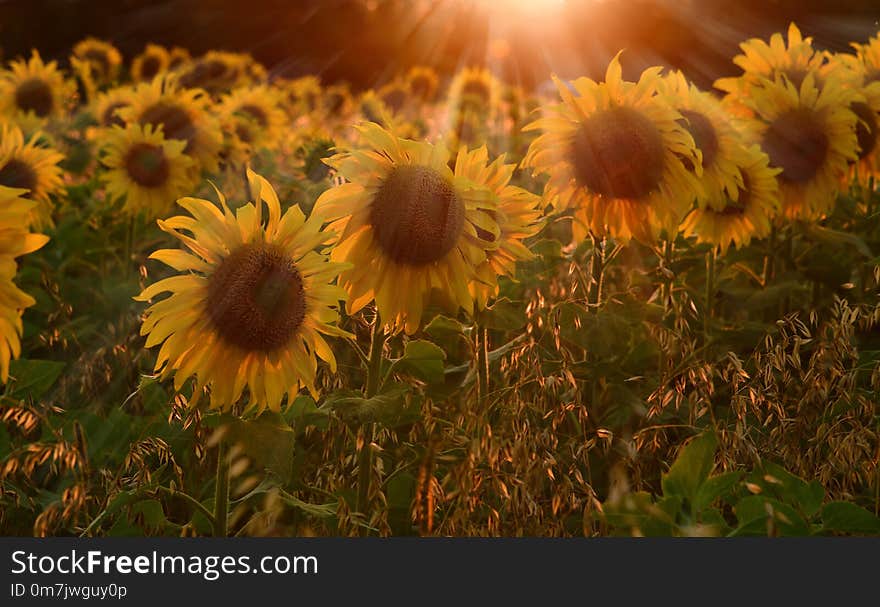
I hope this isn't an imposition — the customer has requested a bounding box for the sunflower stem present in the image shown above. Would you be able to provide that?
[704,247,716,344]
[357,313,385,522]
[475,326,490,408]
[213,437,229,537]
[588,232,605,311]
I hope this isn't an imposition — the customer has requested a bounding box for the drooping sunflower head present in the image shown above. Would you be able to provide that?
[99,123,196,218]
[448,66,502,117]
[0,124,64,229]
[454,146,544,309]
[407,66,439,103]
[119,76,222,173]
[660,70,751,210]
[136,170,349,413]
[715,23,826,114]
[523,55,701,244]
[132,44,171,83]
[0,51,76,128]
[681,144,781,254]
[0,186,50,382]
[314,123,501,334]
[743,72,859,219]
[72,38,123,86]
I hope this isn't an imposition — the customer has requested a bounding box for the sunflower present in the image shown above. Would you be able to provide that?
[0,186,50,382]
[167,47,192,71]
[0,51,76,129]
[681,145,780,254]
[282,76,322,117]
[660,70,749,210]
[742,72,858,219]
[136,170,349,413]
[132,44,171,83]
[715,23,826,115]
[407,66,439,103]
[829,41,880,179]
[99,123,196,218]
[0,124,64,228]
[177,51,250,95]
[91,86,136,131]
[454,146,544,308]
[217,86,287,151]
[448,67,502,117]
[314,122,500,334]
[72,38,122,87]
[321,82,354,119]
[119,76,222,173]
[378,80,411,116]
[522,55,700,244]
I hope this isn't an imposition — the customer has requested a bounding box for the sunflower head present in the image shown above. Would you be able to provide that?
[454,146,544,309]
[660,70,749,209]
[133,44,171,83]
[407,66,439,102]
[448,67,502,117]
[523,55,700,244]
[72,38,122,86]
[120,76,222,173]
[743,72,859,219]
[715,23,826,115]
[314,123,501,333]
[99,122,196,218]
[681,144,781,253]
[136,170,349,413]
[0,186,50,381]
[0,51,75,128]
[0,124,64,229]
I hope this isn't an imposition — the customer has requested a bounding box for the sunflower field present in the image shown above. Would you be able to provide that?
[0,21,879,539]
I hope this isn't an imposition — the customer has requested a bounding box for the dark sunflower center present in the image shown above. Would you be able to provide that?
[15,78,54,117]
[0,159,38,193]
[679,109,719,170]
[382,89,406,113]
[206,244,307,352]
[140,55,162,80]
[762,108,828,184]
[101,101,129,127]
[124,142,170,188]
[83,49,111,78]
[461,79,491,104]
[571,105,666,199]
[718,174,751,216]
[851,101,878,160]
[139,102,196,153]
[235,122,254,144]
[369,165,465,265]
[239,104,268,127]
